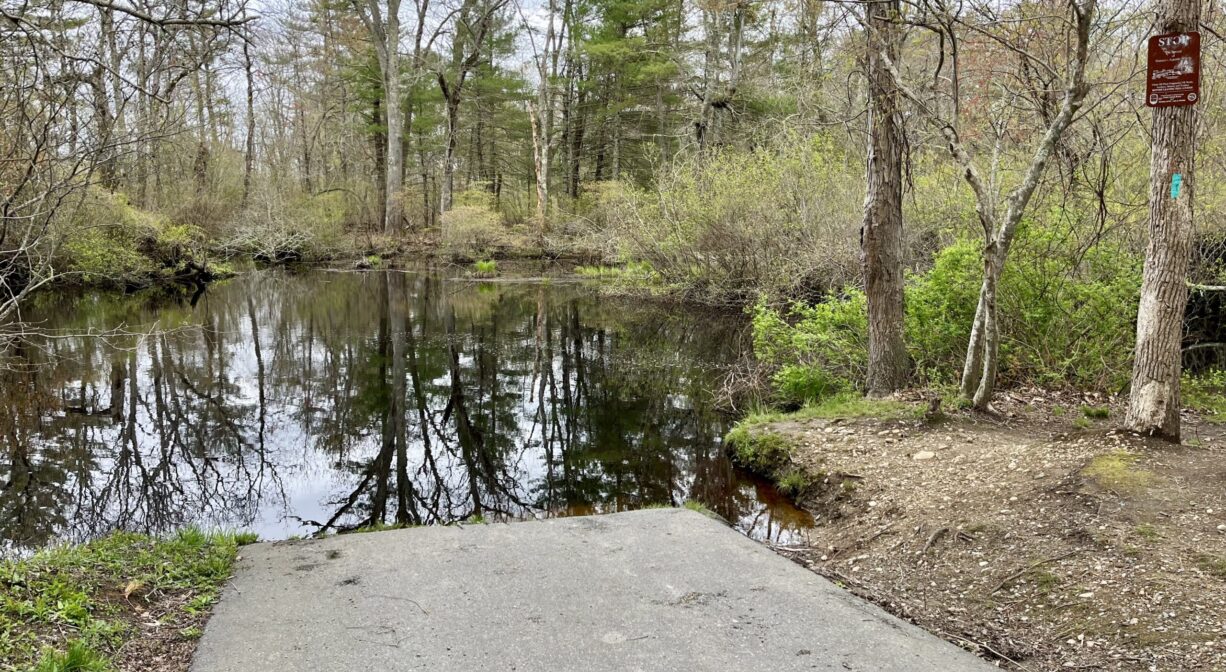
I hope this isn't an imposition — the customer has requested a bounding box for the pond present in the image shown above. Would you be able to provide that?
[0,267,813,555]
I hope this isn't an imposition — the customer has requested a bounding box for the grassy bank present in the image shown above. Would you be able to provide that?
[1,529,255,672]
[724,394,926,498]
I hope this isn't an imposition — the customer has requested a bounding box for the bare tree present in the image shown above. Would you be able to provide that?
[1126,0,1200,440]
[875,0,1097,410]
[520,0,561,227]
[437,0,506,213]
[0,0,252,345]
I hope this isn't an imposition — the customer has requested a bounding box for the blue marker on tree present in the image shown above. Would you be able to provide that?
[1171,173,1182,199]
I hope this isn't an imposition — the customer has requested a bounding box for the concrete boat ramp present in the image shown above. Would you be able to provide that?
[192,509,993,671]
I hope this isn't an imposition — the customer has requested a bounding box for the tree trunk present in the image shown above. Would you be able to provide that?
[364,0,404,234]
[861,0,909,396]
[383,47,404,233]
[1126,0,1200,440]
[529,100,548,227]
[441,98,459,212]
[243,33,256,205]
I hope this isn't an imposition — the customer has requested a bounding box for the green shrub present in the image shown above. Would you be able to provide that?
[57,189,209,286]
[750,292,866,406]
[751,220,1142,398]
[441,205,510,260]
[1184,368,1226,421]
[904,239,982,381]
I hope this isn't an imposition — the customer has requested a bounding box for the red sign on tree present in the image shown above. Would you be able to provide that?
[1146,32,1201,107]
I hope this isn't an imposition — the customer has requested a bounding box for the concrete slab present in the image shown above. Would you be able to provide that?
[192,509,993,671]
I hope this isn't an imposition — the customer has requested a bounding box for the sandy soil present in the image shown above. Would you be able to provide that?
[755,391,1226,671]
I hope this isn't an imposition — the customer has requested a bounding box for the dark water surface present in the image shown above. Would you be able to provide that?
[1,268,812,555]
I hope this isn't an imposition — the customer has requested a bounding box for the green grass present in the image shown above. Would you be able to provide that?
[472,259,498,277]
[735,393,921,430]
[574,261,655,280]
[1134,523,1161,541]
[776,469,813,497]
[31,640,110,672]
[1080,405,1111,419]
[722,392,919,498]
[723,427,794,474]
[1,528,252,671]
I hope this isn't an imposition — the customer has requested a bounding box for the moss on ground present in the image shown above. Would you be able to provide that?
[1082,451,1154,494]
[1,529,254,672]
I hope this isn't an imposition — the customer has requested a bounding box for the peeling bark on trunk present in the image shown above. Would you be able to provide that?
[1126,0,1199,440]
[862,0,909,396]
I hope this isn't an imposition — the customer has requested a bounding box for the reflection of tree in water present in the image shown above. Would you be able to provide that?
[1,270,811,553]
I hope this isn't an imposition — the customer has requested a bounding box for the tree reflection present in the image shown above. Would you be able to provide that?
[0,269,812,555]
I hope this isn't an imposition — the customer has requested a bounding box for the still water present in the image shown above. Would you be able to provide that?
[0,268,812,555]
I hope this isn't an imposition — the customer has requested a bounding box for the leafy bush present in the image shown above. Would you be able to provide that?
[57,190,208,286]
[611,134,866,304]
[1184,368,1226,421]
[751,221,1142,400]
[751,294,866,406]
[441,205,511,260]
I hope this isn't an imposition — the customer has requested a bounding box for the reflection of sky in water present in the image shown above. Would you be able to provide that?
[0,270,812,555]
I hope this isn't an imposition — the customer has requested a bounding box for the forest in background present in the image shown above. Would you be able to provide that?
[2,0,1226,433]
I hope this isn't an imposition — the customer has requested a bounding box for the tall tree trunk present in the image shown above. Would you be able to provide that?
[383,37,404,233]
[243,33,256,205]
[441,98,459,212]
[529,100,548,226]
[1126,0,1200,440]
[861,0,909,396]
[356,0,405,233]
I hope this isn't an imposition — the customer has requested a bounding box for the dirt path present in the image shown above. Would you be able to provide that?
[754,400,1226,671]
